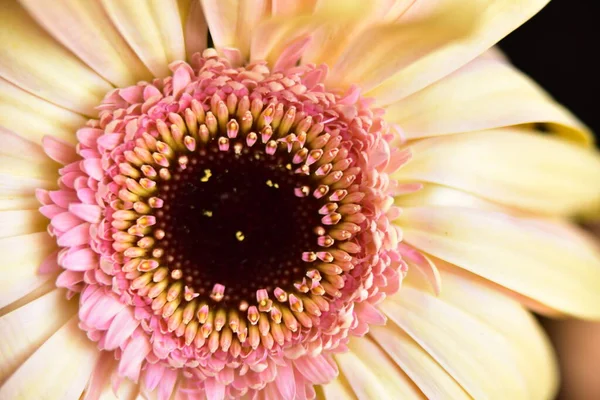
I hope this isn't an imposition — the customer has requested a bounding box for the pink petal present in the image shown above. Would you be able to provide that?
[51,212,83,232]
[42,135,79,165]
[69,203,102,223]
[118,335,151,383]
[57,223,90,247]
[62,248,97,271]
[104,308,140,350]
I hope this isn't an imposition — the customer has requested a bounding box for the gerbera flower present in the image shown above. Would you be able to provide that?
[1,0,599,399]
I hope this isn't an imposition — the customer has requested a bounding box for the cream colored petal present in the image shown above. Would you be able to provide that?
[396,206,600,319]
[362,0,550,105]
[101,0,186,78]
[0,128,48,162]
[394,129,600,216]
[0,0,112,116]
[0,197,41,211]
[317,377,356,400]
[0,232,56,309]
[369,324,470,400]
[300,1,390,67]
[0,153,58,196]
[0,316,99,399]
[201,0,271,60]
[385,55,591,144]
[271,0,317,16]
[433,269,558,400]
[19,0,153,87]
[0,289,77,383]
[380,285,529,399]
[0,210,48,239]
[395,183,509,213]
[201,0,239,49]
[178,0,208,60]
[0,78,87,145]
[331,336,424,399]
[250,1,369,67]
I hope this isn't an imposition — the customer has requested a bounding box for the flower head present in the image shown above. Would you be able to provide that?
[1,1,600,399]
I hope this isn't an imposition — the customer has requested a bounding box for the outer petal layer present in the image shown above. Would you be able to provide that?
[393,129,600,215]
[363,0,550,104]
[0,316,98,399]
[396,206,600,319]
[385,55,592,144]
[19,0,153,87]
[0,0,112,115]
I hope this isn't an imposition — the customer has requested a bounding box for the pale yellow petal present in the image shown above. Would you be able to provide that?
[0,127,48,162]
[201,0,239,50]
[0,0,112,115]
[384,55,591,144]
[364,0,550,105]
[393,129,600,215]
[19,0,153,87]
[333,336,424,399]
[0,78,86,145]
[0,153,58,195]
[396,206,600,319]
[101,0,186,78]
[0,316,99,399]
[0,210,48,239]
[250,1,369,67]
[0,289,77,383]
[0,232,56,309]
[0,197,41,211]
[317,376,356,400]
[434,269,558,400]
[380,285,529,399]
[395,183,508,213]
[178,0,208,60]
[369,324,470,400]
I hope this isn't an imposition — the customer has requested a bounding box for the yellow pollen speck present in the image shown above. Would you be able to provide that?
[235,231,245,241]
[203,210,213,217]
[266,180,273,187]
[200,169,212,182]
[285,163,292,170]
[274,183,279,188]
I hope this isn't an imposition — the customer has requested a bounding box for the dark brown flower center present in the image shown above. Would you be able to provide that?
[157,144,321,305]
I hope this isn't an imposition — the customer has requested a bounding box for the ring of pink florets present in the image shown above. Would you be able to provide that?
[38,49,408,399]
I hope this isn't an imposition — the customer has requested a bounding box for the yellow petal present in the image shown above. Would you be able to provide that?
[0,289,77,382]
[396,206,600,319]
[380,285,529,399]
[0,0,112,116]
[101,0,186,78]
[364,0,550,105]
[385,54,591,144]
[395,183,508,213]
[0,153,58,196]
[332,336,423,399]
[393,129,600,215]
[0,127,48,162]
[178,0,208,60]
[20,0,153,87]
[317,378,356,400]
[0,316,99,399]
[369,325,470,400]
[250,1,368,67]
[201,0,240,50]
[0,78,86,145]
[0,210,48,239]
[0,232,56,309]
[0,197,41,212]
[433,269,558,400]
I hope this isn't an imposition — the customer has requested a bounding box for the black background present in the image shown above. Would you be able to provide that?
[500,0,599,141]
